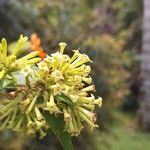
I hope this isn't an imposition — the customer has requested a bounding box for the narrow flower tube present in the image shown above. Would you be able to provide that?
[26,115,36,135]
[14,117,24,131]
[26,95,38,114]
[80,94,95,103]
[81,85,95,92]
[35,120,46,129]
[12,35,28,56]
[61,63,70,73]
[72,54,92,68]
[79,112,98,130]
[78,106,96,122]
[26,115,33,128]
[51,52,63,68]
[93,97,102,107]
[76,115,83,131]
[79,103,95,110]
[35,106,43,121]
[68,118,75,135]
[78,91,88,97]
[18,51,39,61]
[22,98,31,108]
[84,66,91,76]
[70,50,80,63]
[59,42,67,54]
[8,108,18,128]
[71,64,86,72]
[47,93,56,114]
[0,108,13,121]
[71,55,82,66]
[1,101,17,113]
[1,38,7,58]
[39,128,46,139]
[27,58,41,64]
[0,116,11,130]
[63,108,71,122]
[82,77,92,84]
[72,115,79,136]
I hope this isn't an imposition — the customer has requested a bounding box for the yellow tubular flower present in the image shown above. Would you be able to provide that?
[0,35,40,80]
[35,106,44,121]
[46,93,57,114]
[93,97,102,107]
[14,117,24,131]
[81,85,95,92]
[0,116,11,130]
[63,108,71,122]
[59,42,67,54]
[26,95,38,114]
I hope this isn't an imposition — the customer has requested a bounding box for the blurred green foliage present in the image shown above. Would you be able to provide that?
[95,112,150,150]
[0,0,142,149]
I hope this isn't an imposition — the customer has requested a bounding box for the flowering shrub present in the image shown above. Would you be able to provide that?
[0,35,102,149]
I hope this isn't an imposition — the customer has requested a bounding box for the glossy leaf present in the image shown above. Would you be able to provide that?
[43,111,74,150]
[55,94,74,109]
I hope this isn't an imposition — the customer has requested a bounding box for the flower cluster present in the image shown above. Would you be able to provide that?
[0,35,41,80]
[0,36,102,138]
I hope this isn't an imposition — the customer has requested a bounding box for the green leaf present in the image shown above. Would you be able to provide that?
[43,111,74,150]
[55,94,74,109]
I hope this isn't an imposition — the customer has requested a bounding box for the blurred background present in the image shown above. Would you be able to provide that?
[0,0,150,150]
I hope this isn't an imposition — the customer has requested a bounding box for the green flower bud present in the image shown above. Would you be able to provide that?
[1,38,7,58]
[12,35,28,56]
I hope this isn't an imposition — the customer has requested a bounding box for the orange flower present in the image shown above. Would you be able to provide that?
[30,33,47,58]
